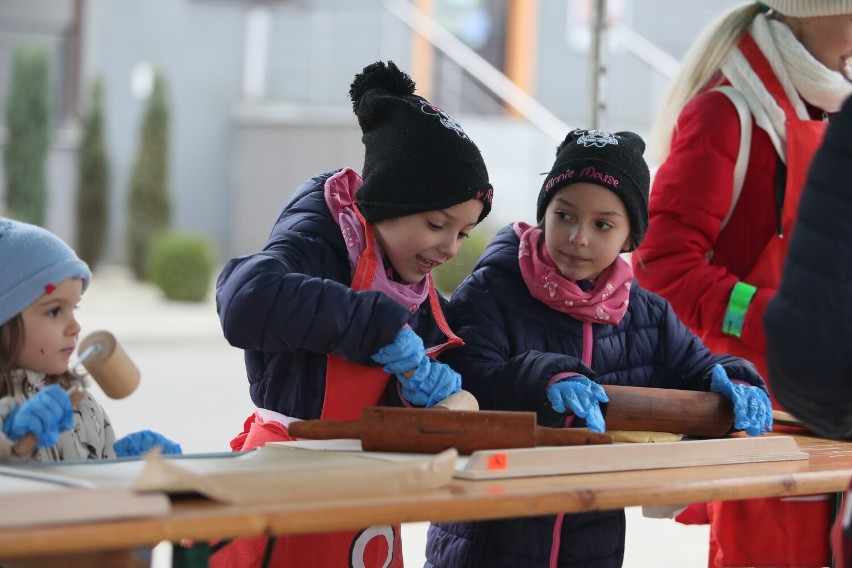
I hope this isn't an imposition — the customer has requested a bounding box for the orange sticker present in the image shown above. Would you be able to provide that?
[487,453,507,470]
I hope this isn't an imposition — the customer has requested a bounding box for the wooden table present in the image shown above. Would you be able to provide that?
[0,432,850,562]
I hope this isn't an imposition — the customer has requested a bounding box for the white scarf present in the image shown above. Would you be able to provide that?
[720,13,852,162]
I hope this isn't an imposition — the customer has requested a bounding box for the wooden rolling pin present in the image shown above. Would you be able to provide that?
[601,385,735,437]
[289,406,613,454]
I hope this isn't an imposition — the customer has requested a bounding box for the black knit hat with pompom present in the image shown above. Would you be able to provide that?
[350,61,493,223]
[537,129,650,251]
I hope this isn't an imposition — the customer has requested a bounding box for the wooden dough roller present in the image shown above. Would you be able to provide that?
[289,385,737,455]
[601,385,735,438]
[12,330,141,456]
[289,406,614,455]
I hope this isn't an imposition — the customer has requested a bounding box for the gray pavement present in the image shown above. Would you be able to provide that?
[77,264,709,567]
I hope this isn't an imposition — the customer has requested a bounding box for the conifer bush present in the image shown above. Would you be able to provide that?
[3,44,51,224]
[147,231,215,302]
[127,70,171,280]
[75,76,109,268]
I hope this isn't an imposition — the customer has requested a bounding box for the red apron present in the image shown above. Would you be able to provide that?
[213,205,461,568]
[697,33,831,568]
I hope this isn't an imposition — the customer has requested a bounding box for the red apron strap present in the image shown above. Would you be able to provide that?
[738,33,800,121]
[350,204,379,291]
[425,280,464,357]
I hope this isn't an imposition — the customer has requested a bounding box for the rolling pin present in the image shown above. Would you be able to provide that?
[288,406,613,454]
[12,330,141,456]
[601,385,735,437]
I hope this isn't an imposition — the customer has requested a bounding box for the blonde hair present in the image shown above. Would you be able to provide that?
[649,3,763,162]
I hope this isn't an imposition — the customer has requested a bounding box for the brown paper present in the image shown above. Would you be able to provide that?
[131,445,457,505]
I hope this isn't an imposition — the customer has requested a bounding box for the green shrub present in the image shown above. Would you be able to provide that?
[432,225,494,296]
[75,76,110,268]
[147,232,215,302]
[128,70,171,280]
[3,44,51,224]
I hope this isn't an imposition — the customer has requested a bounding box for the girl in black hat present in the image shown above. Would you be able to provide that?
[426,128,771,568]
[213,60,493,568]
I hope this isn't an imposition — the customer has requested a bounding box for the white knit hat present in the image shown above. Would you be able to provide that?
[0,218,91,326]
[760,0,852,17]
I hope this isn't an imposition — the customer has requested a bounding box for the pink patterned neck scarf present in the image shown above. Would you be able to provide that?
[514,222,633,324]
[324,168,429,313]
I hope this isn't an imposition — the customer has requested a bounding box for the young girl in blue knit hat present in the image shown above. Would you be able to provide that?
[213,60,493,568]
[425,129,772,568]
[0,217,181,462]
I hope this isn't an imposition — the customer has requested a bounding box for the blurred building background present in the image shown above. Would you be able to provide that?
[0,0,745,264]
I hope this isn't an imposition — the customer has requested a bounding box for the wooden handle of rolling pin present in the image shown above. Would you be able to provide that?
[601,385,735,437]
[287,390,478,441]
[535,426,613,446]
[11,385,86,457]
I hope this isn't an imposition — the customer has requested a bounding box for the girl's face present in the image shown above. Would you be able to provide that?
[543,183,632,281]
[15,278,83,375]
[374,198,484,284]
[786,13,852,74]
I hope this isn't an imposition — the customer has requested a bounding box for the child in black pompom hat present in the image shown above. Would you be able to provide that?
[428,127,771,567]
[213,60,492,568]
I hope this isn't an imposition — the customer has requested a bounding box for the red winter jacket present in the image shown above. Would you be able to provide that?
[635,86,802,366]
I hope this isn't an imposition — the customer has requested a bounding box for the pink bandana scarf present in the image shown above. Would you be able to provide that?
[514,222,633,325]
[324,168,429,313]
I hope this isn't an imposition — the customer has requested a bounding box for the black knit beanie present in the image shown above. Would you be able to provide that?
[350,61,493,224]
[537,129,650,251]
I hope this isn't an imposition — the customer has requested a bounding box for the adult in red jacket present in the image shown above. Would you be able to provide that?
[633,2,852,567]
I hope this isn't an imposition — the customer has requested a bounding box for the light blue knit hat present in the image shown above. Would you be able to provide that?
[0,218,91,326]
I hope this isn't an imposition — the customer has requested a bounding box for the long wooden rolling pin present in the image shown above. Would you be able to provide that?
[288,406,613,455]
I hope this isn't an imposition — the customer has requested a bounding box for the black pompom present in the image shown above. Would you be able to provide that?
[349,60,416,112]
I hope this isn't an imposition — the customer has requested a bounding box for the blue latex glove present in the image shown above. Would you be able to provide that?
[371,328,426,375]
[398,356,462,408]
[710,364,773,436]
[546,376,609,433]
[2,385,74,449]
[114,430,183,457]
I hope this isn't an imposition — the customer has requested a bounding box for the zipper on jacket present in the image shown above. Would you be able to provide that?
[775,156,787,238]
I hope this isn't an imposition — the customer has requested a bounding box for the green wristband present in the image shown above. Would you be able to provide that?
[722,282,758,338]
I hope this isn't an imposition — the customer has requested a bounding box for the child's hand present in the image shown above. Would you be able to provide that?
[371,327,425,374]
[398,357,462,407]
[547,376,609,432]
[710,364,773,436]
[114,430,183,457]
[2,385,74,449]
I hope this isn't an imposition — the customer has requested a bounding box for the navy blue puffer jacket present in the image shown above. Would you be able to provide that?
[216,170,454,420]
[426,224,766,568]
